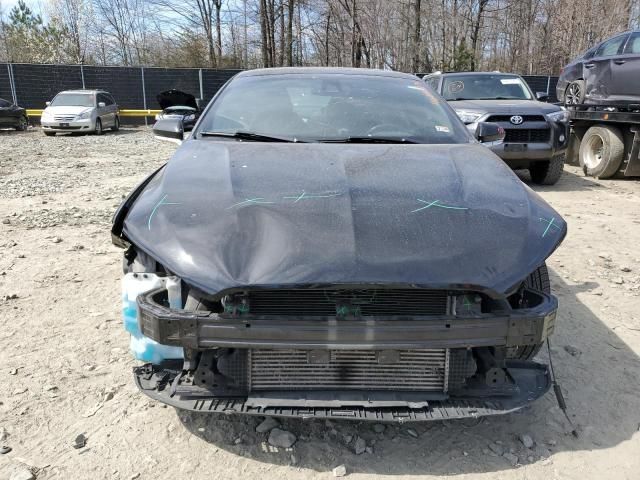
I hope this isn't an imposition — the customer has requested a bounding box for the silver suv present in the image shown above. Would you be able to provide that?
[41,90,120,136]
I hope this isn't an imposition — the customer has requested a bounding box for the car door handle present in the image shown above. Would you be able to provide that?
[614,59,626,65]
[584,63,595,68]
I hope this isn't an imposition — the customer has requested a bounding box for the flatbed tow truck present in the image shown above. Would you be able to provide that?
[566,104,640,178]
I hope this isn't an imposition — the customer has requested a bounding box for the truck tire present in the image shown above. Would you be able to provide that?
[564,80,585,105]
[529,154,564,185]
[506,264,550,360]
[579,125,624,179]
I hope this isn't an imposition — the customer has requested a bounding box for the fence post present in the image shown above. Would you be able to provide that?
[141,67,148,126]
[7,63,17,105]
[199,68,204,101]
[80,64,86,89]
[546,76,551,95]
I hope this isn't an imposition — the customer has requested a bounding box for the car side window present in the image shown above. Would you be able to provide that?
[623,32,640,54]
[107,95,116,106]
[97,93,109,105]
[595,35,628,57]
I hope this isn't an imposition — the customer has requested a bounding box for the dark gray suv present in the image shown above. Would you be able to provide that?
[424,72,570,185]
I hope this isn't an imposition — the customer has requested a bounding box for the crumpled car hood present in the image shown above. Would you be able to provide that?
[122,141,566,296]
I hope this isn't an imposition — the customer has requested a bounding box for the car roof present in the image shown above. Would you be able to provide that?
[236,67,417,80]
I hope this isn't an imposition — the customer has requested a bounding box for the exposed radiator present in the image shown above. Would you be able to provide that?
[248,349,448,392]
[236,288,449,317]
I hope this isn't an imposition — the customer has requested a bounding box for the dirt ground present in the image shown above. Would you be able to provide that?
[1,127,639,480]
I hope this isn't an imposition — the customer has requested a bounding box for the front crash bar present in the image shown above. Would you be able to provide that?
[136,288,557,350]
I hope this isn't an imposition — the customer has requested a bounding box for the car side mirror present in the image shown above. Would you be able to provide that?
[98,102,106,107]
[45,101,51,106]
[475,122,505,145]
[153,118,184,144]
[536,92,549,102]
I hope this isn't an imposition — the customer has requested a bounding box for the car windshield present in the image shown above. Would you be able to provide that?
[196,73,470,143]
[50,93,95,107]
[442,74,532,101]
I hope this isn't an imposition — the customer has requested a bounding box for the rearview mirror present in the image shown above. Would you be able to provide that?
[98,102,106,107]
[153,118,184,144]
[475,122,505,145]
[536,91,549,102]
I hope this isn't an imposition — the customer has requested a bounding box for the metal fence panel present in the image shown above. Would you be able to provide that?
[11,64,83,108]
[0,63,560,111]
[142,67,201,109]
[82,66,146,110]
[0,65,12,102]
[201,69,242,102]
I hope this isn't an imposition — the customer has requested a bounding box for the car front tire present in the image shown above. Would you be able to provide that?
[94,118,103,135]
[15,115,28,131]
[529,154,565,185]
[506,264,551,360]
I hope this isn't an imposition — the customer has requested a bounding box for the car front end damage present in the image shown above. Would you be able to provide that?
[129,278,556,421]
[113,142,566,422]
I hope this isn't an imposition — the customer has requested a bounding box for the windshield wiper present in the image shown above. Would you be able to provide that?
[199,131,305,143]
[319,136,420,144]
[475,97,520,100]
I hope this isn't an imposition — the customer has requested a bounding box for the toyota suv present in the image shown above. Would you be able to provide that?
[424,72,569,185]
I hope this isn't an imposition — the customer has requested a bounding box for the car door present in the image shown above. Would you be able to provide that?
[609,32,640,103]
[105,93,118,126]
[584,33,629,101]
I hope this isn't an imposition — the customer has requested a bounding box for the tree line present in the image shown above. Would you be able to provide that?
[0,0,638,75]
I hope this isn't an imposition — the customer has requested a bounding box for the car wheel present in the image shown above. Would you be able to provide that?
[15,115,28,131]
[506,264,550,360]
[112,116,120,132]
[94,118,103,135]
[529,154,565,185]
[564,80,585,105]
[44,131,56,137]
[579,125,624,179]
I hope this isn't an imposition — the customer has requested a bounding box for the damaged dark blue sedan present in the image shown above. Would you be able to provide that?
[112,68,566,422]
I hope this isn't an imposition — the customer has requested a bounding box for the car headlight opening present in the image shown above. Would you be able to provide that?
[545,109,569,123]
[76,109,93,120]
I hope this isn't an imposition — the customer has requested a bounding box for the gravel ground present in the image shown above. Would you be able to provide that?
[1,127,639,480]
